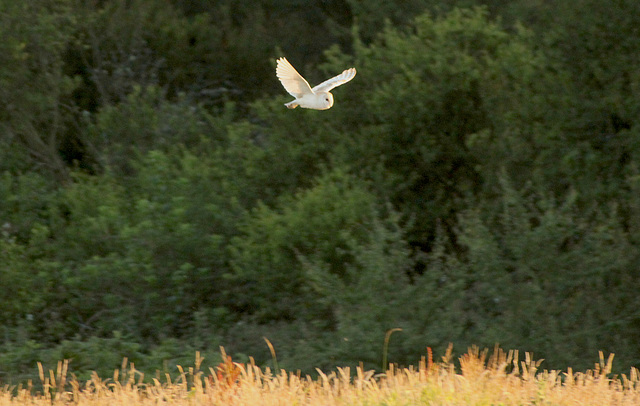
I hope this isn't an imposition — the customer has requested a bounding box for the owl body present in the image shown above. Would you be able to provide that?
[276,57,356,110]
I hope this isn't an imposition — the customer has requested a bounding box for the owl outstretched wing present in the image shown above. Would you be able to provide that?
[276,57,313,98]
[312,67,357,93]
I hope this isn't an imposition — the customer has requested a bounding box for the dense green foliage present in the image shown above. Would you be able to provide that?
[2,0,640,383]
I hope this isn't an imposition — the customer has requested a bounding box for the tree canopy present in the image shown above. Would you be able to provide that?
[2,0,640,383]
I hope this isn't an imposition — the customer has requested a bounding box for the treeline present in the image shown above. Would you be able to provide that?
[1,0,640,382]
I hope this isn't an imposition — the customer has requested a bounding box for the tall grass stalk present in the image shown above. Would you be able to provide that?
[264,336,279,371]
[381,328,402,370]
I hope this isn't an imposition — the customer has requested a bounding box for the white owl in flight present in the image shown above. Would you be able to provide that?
[276,57,356,110]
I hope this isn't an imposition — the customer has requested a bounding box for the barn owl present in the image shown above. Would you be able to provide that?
[276,57,356,110]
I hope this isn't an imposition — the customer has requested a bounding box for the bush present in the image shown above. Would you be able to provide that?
[452,175,640,371]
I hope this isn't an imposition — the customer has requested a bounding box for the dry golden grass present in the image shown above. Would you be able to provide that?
[2,345,639,405]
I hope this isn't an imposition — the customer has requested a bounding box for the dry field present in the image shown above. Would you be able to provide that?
[1,346,639,405]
